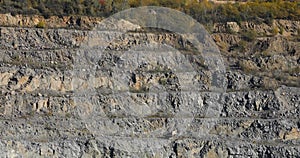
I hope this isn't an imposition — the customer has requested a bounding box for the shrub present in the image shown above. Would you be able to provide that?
[228,40,247,52]
[279,27,284,35]
[271,26,279,36]
[128,0,140,7]
[36,21,46,28]
[241,30,257,42]
[236,40,247,52]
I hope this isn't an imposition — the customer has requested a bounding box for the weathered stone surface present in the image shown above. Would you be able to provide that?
[0,13,299,157]
[0,13,102,29]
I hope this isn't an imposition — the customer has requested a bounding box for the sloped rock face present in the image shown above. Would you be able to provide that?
[0,13,102,29]
[212,22,300,89]
[213,20,300,36]
[0,18,299,158]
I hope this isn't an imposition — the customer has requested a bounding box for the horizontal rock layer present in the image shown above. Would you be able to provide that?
[0,24,299,158]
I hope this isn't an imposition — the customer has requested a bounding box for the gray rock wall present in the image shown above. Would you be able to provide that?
[0,23,299,158]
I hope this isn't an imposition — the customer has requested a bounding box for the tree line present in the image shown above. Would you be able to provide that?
[0,0,299,24]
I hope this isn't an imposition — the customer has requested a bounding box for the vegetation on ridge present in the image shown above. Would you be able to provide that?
[0,0,299,24]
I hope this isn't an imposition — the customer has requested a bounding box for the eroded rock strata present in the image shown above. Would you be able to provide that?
[0,17,299,158]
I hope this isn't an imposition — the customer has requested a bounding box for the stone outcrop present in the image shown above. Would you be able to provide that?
[213,20,300,36]
[211,20,300,89]
[0,15,299,157]
[0,13,102,29]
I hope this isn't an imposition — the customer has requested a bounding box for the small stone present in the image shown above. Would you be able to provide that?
[172,130,177,136]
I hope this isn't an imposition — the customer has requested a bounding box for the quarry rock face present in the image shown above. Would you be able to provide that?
[0,7,299,157]
[0,13,102,29]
